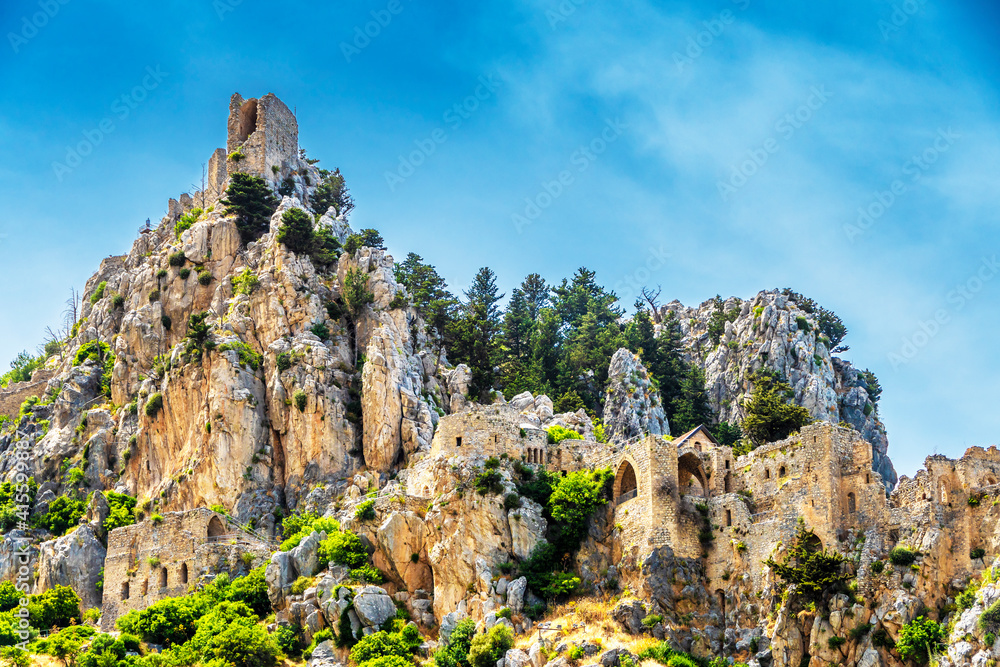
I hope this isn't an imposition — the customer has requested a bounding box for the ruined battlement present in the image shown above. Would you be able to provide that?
[100,508,271,631]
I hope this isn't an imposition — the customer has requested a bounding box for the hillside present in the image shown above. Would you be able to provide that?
[0,93,993,667]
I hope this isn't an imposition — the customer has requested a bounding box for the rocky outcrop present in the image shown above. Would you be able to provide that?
[603,349,669,442]
[662,291,896,487]
[36,525,107,609]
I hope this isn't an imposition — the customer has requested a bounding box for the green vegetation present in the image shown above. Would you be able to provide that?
[739,370,812,451]
[219,341,263,372]
[90,281,107,304]
[546,425,583,444]
[0,350,45,387]
[355,500,376,521]
[311,168,355,218]
[232,268,259,296]
[169,251,187,267]
[344,229,386,256]
[35,496,86,535]
[889,546,918,566]
[183,312,214,363]
[103,491,137,533]
[293,390,307,412]
[175,208,203,238]
[896,616,944,664]
[72,341,115,398]
[0,479,37,533]
[277,208,315,253]
[145,393,163,418]
[764,522,851,605]
[221,172,280,244]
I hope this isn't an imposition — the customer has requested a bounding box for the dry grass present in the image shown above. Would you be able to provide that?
[515,595,666,661]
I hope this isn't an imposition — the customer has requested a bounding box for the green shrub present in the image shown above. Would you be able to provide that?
[28,585,81,628]
[311,168,354,218]
[349,565,385,584]
[111,294,125,309]
[277,352,292,372]
[219,341,264,372]
[827,636,845,650]
[642,614,663,628]
[467,624,514,667]
[969,495,982,507]
[317,530,368,569]
[796,316,811,331]
[568,646,585,661]
[35,496,86,535]
[889,546,918,566]
[290,577,314,596]
[169,251,187,267]
[474,469,503,496]
[89,281,107,304]
[546,425,583,444]
[971,548,986,559]
[294,390,307,412]
[273,624,305,659]
[765,523,851,603]
[179,267,191,280]
[355,500,376,521]
[232,268,260,296]
[870,560,884,574]
[503,493,522,511]
[981,600,1000,631]
[198,269,212,286]
[496,607,512,620]
[311,322,330,340]
[344,229,385,255]
[145,393,164,418]
[103,491,137,533]
[897,616,944,664]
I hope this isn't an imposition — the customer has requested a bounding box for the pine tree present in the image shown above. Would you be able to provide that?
[741,370,812,448]
[450,268,504,400]
[221,173,279,244]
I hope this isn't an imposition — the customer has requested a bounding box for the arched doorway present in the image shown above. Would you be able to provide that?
[614,461,638,504]
[678,452,710,499]
[180,563,188,585]
[208,515,226,539]
[847,492,856,514]
[160,567,168,589]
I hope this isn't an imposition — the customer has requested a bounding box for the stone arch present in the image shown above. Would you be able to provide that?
[208,515,226,539]
[678,452,709,498]
[779,465,786,477]
[940,481,948,504]
[986,475,997,487]
[238,99,258,143]
[180,563,188,585]
[847,492,856,514]
[160,566,168,588]
[614,460,638,504]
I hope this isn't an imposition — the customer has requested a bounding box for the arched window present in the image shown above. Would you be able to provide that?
[847,492,856,514]
[615,461,638,504]
[160,567,168,589]
[779,466,786,477]
[237,99,258,143]
[866,473,871,484]
[121,582,130,600]
[180,563,188,585]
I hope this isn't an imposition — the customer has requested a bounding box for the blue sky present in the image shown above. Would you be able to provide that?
[1,0,998,479]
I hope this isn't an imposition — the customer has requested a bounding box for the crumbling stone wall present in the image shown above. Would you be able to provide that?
[100,509,271,631]
[227,93,299,179]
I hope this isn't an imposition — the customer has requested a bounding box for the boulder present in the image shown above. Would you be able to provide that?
[353,586,397,627]
[505,649,531,667]
[35,524,107,609]
[507,577,527,615]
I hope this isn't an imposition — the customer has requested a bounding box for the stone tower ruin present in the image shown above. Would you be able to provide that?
[226,92,299,177]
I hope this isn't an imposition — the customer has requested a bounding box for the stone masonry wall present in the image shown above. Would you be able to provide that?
[100,509,271,631]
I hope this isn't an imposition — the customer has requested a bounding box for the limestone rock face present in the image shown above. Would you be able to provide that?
[603,349,669,442]
[35,525,107,609]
